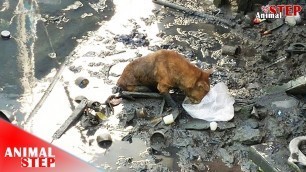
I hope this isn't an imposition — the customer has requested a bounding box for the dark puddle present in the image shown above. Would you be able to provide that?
[157,11,231,63]
[0,0,115,122]
[153,146,181,171]
[92,138,148,171]
[204,159,242,172]
[155,6,257,68]
[35,0,115,79]
[154,146,242,171]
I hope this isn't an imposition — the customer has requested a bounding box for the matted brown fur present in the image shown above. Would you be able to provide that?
[116,49,211,103]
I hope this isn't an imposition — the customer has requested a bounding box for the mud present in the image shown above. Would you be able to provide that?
[15,0,306,171]
[0,0,115,123]
[91,0,306,171]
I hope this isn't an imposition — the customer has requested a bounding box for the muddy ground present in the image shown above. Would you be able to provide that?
[20,0,306,171]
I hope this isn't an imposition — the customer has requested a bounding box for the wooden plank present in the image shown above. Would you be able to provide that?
[121,91,163,99]
[52,99,87,140]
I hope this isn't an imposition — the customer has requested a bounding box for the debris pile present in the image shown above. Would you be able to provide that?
[23,0,306,171]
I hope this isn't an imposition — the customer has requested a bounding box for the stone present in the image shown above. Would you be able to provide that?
[237,105,253,119]
[264,76,306,95]
[249,142,295,172]
[245,118,259,129]
[286,76,306,95]
[217,122,236,131]
[256,107,269,119]
[109,62,129,77]
[233,125,263,145]
[271,98,298,109]
[265,117,289,138]
[240,161,258,172]
[251,106,259,118]
[181,119,210,130]
[247,82,260,89]
[217,148,234,166]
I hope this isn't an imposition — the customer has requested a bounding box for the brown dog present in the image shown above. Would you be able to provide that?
[115,49,212,107]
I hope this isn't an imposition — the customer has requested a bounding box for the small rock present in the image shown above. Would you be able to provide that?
[173,135,193,147]
[265,117,289,138]
[217,122,236,130]
[217,148,234,166]
[271,98,298,109]
[233,126,263,145]
[256,107,269,119]
[245,118,259,129]
[251,106,259,118]
[69,65,82,73]
[181,119,210,130]
[237,106,253,119]
[247,82,260,89]
[240,161,258,172]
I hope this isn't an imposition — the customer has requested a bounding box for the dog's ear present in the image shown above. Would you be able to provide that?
[204,68,214,75]
[197,81,210,91]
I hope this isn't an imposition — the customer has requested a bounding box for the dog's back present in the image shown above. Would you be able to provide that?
[116,50,211,103]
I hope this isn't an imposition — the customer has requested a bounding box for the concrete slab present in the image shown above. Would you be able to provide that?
[264,76,306,95]
[286,76,306,95]
[249,142,295,172]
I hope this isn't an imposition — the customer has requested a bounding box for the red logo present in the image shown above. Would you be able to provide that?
[269,5,302,16]
[257,4,302,19]
[4,147,56,168]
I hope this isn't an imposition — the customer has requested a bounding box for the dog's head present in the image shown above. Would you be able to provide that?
[186,68,213,104]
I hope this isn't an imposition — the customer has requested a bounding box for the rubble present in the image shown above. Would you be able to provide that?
[18,0,306,171]
[249,142,295,172]
[217,148,234,167]
[233,125,263,145]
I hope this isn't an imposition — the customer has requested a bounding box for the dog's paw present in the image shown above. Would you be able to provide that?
[112,86,122,94]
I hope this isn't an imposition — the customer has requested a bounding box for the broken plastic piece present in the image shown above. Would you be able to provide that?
[96,112,107,120]
[210,122,218,131]
[285,16,297,26]
[163,114,174,124]
[221,45,241,56]
[75,77,89,88]
[1,30,11,39]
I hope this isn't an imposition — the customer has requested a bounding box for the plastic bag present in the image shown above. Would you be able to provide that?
[182,82,235,121]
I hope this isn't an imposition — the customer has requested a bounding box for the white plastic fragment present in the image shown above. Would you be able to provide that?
[285,16,296,26]
[294,12,302,24]
[210,122,218,131]
[182,82,235,121]
[1,30,10,39]
[163,114,174,125]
